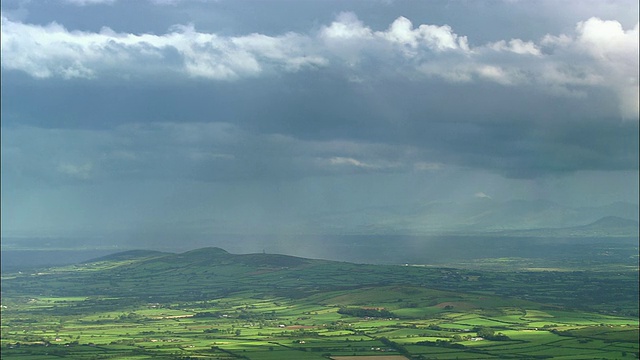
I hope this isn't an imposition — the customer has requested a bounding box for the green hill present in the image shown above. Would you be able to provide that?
[2,247,637,312]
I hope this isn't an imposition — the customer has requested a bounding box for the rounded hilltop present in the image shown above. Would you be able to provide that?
[181,247,230,256]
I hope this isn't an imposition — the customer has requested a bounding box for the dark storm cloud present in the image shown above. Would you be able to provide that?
[5,58,636,181]
[2,107,637,187]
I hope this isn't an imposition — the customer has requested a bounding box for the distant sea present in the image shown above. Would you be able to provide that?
[1,249,121,273]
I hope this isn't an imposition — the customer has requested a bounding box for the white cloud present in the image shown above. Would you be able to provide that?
[328,156,375,169]
[474,192,492,199]
[1,13,637,118]
[378,16,469,52]
[487,39,541,56]
[537,17,638,118]
[575,18,639,119]
[321,13,469,57]
[0,16,326,80]
[380,17,418,48]
[411,23,468,52]
[417,62,473,83]
[320,12,373,40]
[477,65,523,85]
[540,33,573,47]
[57,162,93,180]
[576,17,637,58]
[325,156,405,172]
[419,63,525,86]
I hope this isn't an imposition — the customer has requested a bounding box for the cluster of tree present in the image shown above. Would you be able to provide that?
[415,339,465,349]
[203,328,240,335]
[337,307,396,318]
[378,336,411,357]
[118,312,141,320]
[193,312,219,318]
[475,327,510,341]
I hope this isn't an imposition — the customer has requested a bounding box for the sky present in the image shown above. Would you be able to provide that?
[1,0,638,244]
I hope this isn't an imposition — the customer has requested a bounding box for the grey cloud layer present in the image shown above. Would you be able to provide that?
[3,114,637,186]
[1,122,441,186]
[2,12,638,118]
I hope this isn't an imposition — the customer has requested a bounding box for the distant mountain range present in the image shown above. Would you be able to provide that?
[499,215,639,237]
[304,199,639,236]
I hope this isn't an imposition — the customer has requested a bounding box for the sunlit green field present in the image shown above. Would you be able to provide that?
[1,248,638,359]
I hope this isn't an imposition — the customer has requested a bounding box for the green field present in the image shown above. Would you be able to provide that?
[1,247,638,359]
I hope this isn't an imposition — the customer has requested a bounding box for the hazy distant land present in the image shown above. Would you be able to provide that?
[2,199,637,270]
